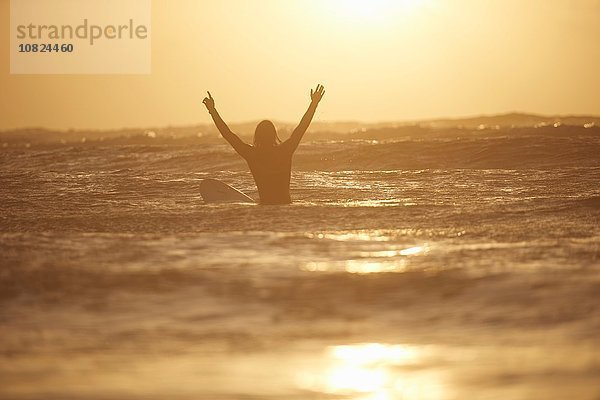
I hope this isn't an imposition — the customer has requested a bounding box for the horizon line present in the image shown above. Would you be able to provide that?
[2,111,600,133]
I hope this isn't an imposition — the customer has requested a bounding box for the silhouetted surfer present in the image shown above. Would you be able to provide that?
[202,84,325,205]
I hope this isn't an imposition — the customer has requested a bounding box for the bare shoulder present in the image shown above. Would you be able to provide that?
[278,138,296,154]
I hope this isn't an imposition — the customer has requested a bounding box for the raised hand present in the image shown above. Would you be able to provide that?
[310,84,325,105]
[202,91,215,112]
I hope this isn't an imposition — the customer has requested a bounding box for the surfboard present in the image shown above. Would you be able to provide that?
[200,179,255,204]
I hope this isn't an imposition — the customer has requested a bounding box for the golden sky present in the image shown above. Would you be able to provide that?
[1,0,599,130]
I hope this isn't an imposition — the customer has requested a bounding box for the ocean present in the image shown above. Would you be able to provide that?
[1,125,599,399]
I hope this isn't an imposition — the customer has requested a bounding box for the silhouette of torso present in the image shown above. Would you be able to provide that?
[243,143,294,205]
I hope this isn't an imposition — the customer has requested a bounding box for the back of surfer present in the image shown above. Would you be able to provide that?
[202,84,325,205]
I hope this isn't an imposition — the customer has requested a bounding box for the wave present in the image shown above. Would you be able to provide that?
[2,123,599,145]
[293,136,600,170]
[2,134,599,172]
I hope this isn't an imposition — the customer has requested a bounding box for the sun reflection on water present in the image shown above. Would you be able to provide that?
[296,343,447,400]
[302,244,429,274]
[344,260,406,274]
[306,231,392,241]
[358,245,426,257]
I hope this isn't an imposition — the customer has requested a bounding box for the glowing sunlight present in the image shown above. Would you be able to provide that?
[324,0,430,22]
[297,343,448,400]
[332,0,394,20]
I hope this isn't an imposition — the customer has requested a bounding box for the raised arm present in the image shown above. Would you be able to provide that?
[202,91,251,158]
[285,84,325,152]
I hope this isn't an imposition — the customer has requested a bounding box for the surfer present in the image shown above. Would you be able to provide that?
[202,84,325,205]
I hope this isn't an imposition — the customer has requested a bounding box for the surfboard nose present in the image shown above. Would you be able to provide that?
[199,179,255,204]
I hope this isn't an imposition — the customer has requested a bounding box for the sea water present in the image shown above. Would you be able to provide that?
[1,130,599,399]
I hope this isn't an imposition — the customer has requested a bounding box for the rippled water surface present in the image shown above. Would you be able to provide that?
[1,139,599,399]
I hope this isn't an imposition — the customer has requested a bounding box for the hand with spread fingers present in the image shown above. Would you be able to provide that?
[310,84,325,105]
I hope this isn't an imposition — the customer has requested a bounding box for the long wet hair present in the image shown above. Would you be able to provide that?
[253,120,281,148]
